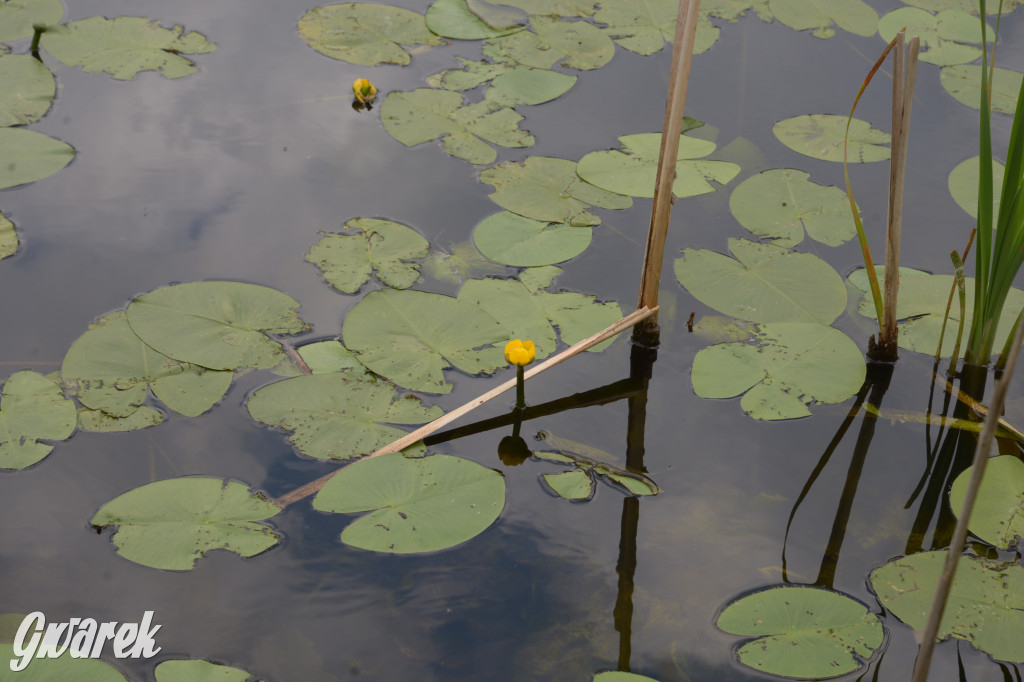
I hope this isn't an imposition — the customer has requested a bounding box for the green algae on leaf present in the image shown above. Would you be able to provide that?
[297,339,363,374]
[0,0,64,42]
[313,452,506,553]
[473,212,592,266]
[773,115,889,163]
[941,64,1023,114]
[483,16,614,70]
[40,17,217,80]
[871,551,1024,663]
[594,0,719,56]
[0,54,55,127]
[0,127,74,190]
[426,0,524,39]
[0,212,16,260]
[78,406,164,433]
[247,372,441,460]
[0,371,76,470]
[729,169,856,247]
[126,281,309,371]
[0,644,127,681]
[306,218,429,294]
[342,288,506,394]
[717,586,883,677]
[878,7,991,66]
[298,3,443,66]
[768,0,878,38]
[950,456,1024,550]
[577,132,740,199]
[155,659,254,682]
[949,156,1004,220]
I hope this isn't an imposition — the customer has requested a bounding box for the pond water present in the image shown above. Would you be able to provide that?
[1,0,1023,680]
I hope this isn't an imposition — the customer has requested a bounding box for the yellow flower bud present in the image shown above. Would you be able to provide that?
[352,78,377,103]
[504,339,536,366]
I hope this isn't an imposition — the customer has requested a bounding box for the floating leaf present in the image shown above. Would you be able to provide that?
[496,0,598,16]
[0,212,16,260]
[40,17,217,80]
[0,0,64,42]
[950,456,1024,550]
[594,0,719,56]
[78,406,164,433]
[155,659,253,682]
[0,54,55,127]
[871,551,1024,663]
[483,16,615,70]
[717,586,883,678]
[426,0,524,39]
[342,289,506,393]
[878,7,991,66]
[247,372,440,460]
[92,478,282,571]
[306,219,429,294]
[675,238,847,325]
[594,673,660,682]
[466,0,529,30]
[0,644,127,680]
[313,452,505,553]
[692,315,757,344]
[902,0,1016,12]
[703,0,773,23]
[422,241,511,286]
[297,340,363,374]
[428,58,510,90]
[542,469,594,500]
[480,156,632,226]
[0,127,74,190]
[729,169,855,248]
[949,156,1004,220]
[381,89,534,165]
[773,115,890,163]
[473,212,592,266]
[941,64,1023,114]
[768,0,878,39]
[428,59,577,106]
[0,371,76,470]
[297,3,442,66]
[126,282,308,371]
[578,132,740,199]
[692,322,864,420]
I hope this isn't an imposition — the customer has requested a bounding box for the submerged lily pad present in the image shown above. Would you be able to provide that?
[717,586,883,677]
[594,0,719,56]
[948,156,1004,220]
[313,452,506,553]
[0,644,127,680]
[92,477,282,571]
[483,16,615,70]
[0,371,76,470]
[692,322,865,420]
[155,659,253,682]
[0,54,55,127]
[0,0,64,42]
[473,212,592,266]
[878,7,991,66]
[342,289,506,393]
[298,3,443,66]
[41,17,217,80]
[941,64,1023,114]
[950,456,1024,550]
[773,115,890,163]
[306,219,429,294]
[871,551,1024,662]
[768,0,878,38]
[0,127,74,190]
[0,212,16,260]
[426,0,524,39]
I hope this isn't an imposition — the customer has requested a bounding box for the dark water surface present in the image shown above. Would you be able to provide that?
[2,0,1023,680]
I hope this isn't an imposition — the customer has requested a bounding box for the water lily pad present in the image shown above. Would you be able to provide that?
[594,0,719,56]
[773,115,890,163]
[381,88,534,165]
[703,0,773,22]
[497,0,598,16]
[247,372,441,460]
[593,673,660,682]
[0,0,64,42]
[426,0,524,39]
[542,469,594,500]
[298,3,443,66]
[902,0,1016,12]
[155,659,253,682]
[0,127,74,189]
[949,156,1004,220]
[729,169,855,247]
[428,59,578,106]
[313,452,506,553]
[92,477,282,571]
[950,456,1024,550]
[126,282,308,371]
[717,586,883,677]
[692,322,865,420]
[871,551,1024,663]
[941,64,1023,114]
[78,406,164,433]
[342,289,506,393]
[40,17,217,80]
[0,644,127,680]
[481,156,632,226]
[483,16,615,70]
[306,219,429,294]
[423,241,511,286]
[297,340,363,374]
[0,371,76,470]
[675,238,847,325]
[0,54,55,127]
[578,132,740,199]
[878,7,991,66]
[768,0,878,39]
[473,212,592,266]
[0,212,16,260]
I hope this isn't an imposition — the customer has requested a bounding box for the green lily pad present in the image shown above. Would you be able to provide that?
[768,0,878,39]
[0,643,127,680]
[381,89,534,165]
[703,0,773,23]
[692,322,865,420]
[902,0,1016,12]
[0,127,74,190]
[426,0,524,39]
[717,586,883,678]
[0,371,76,470]
[247,372,441,460]
[941,64,1023,114]
[466,0,529,30]
[773,115,890,163]
[342,289,506,394]
[483,16,615,70]
[0,0,64,42]
[878,7,991,66]
[496,0,598,16]
[428,57,511,90]
[870,551,1024,663]
[92,477,282,571]
[306,219,429,294]
[594,0,719,56]
[155,659,253,682]
[473,212,592,266]
[578,132,740,199]
[0,54,55,127]
[297,3,443,66]
[428,59,578,107]
[675,238,847,325]
[78,406,164,433]
[481,156,632,226]
[729,169,855,247]
[125,281,309,371]
[0,212,16,260]
[40,17,217,80]
[950,456,1024,550]
[594,673,660,682]
[949,156,1004,220]
[297,340,363,374]
[542,469,594,500]
[313,452,506,553]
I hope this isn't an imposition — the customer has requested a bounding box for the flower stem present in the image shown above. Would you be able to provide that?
[516,365,525,410]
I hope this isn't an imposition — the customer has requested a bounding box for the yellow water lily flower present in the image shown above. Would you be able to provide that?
[504,339,536,366]
[352,78,377,104]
